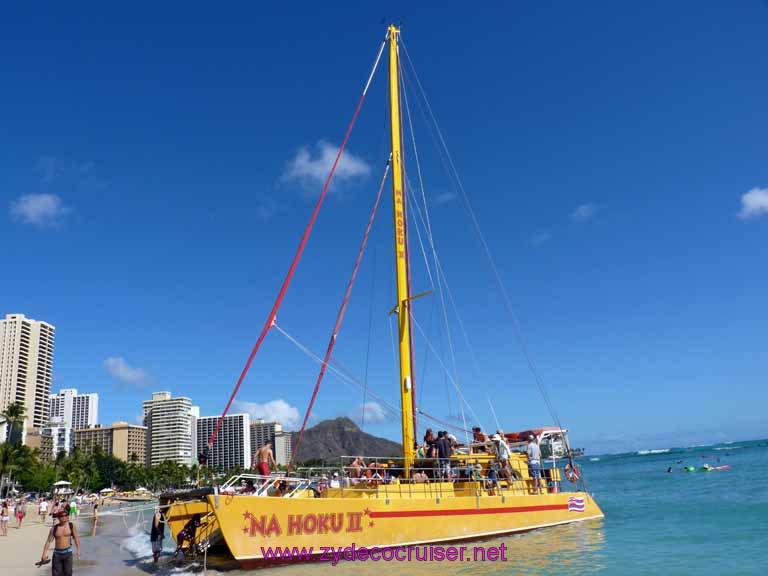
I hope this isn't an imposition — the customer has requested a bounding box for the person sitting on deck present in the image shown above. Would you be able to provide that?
[472,427,490,453]
[273,480,289,497]
[410,469,425,483]
[367,461,385,484]
[174,514,204,557]
[471,463,484,482]
[486,462,500,496]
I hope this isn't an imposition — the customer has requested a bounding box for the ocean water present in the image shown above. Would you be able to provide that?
[64,439,767,575]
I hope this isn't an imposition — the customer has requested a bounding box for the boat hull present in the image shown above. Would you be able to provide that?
[203,486,602,566]
[161,492,223,552]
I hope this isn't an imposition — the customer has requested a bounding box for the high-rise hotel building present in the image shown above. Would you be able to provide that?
[74,421,147,463]
[49,388,99,430]
[196,413,251,471]
[143,391,196,466]
[0,313,55,429]
[250,419,293,466]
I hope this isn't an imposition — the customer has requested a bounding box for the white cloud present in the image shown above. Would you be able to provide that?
[529,232,552,246]
[352,401,389,424]
[571,204,597,222]
[104,357,149,386]
[738,187,768,219]
[282,140,371,191]
[233,399,301,430]
[433,192,457,205]
[9,193,71,227]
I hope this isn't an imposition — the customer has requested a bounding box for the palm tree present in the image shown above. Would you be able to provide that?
[1,401,26,445]
[0,442,34,496]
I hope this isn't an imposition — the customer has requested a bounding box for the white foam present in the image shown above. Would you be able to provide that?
[120,524,153,559]
[637,449,670,455]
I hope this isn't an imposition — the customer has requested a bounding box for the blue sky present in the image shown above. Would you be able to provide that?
[2,2,767,454]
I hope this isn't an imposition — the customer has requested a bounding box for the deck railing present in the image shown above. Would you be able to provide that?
[217,453,575,499]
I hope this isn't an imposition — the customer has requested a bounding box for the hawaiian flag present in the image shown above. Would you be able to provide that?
[567,496,585,512]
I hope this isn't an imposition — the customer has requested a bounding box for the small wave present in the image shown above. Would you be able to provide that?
[120,524,153,559]
[589,457,600,462]
[637,449,670,455]
[715,446,742,451]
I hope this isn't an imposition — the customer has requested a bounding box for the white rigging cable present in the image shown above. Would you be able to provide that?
[273,321,461,434]
[400,59,471,445]
[400,38,563,430]
[408,310,481,428]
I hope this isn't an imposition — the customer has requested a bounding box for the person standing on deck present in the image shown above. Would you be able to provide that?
[423,429,437,458]
[41,510,81,576]
[436,431,453,479]
[472,427,490,453]
[492,434,514,483]
[526,435,543,494]
[253,441,276,479]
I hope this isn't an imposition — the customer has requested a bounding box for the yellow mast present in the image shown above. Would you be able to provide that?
[388,25,416,476]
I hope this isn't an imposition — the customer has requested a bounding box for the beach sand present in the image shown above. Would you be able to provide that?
[0,514,55,574]
[0,508,102,575]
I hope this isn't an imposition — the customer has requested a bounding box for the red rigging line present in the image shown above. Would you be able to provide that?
[289,160,391,470]
[205,35,388,451]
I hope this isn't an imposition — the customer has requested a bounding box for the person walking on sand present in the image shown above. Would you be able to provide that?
[41,510,81,576]
[1,500,9,536]
[91,502,99,536]
[39,498,49,522]
[150,508,165,563]
[16,499,26,528]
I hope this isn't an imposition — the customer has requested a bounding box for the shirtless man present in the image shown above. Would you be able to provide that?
[347,456,365,480]
[253,441,276,478]
[41,510,81,576]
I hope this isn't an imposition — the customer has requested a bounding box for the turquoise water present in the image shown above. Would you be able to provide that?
[69,439,767,575]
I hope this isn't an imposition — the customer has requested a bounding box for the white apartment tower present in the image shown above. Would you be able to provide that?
[44,416,73,457]
[49,388,99,430]
[0,313,55,429]
[196,413,251,471]
[142,391,194,466]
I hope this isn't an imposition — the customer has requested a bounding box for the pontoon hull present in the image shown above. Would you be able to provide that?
[168,486,603,567]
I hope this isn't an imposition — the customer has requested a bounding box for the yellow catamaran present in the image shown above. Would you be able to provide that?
[163,26,603,568]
